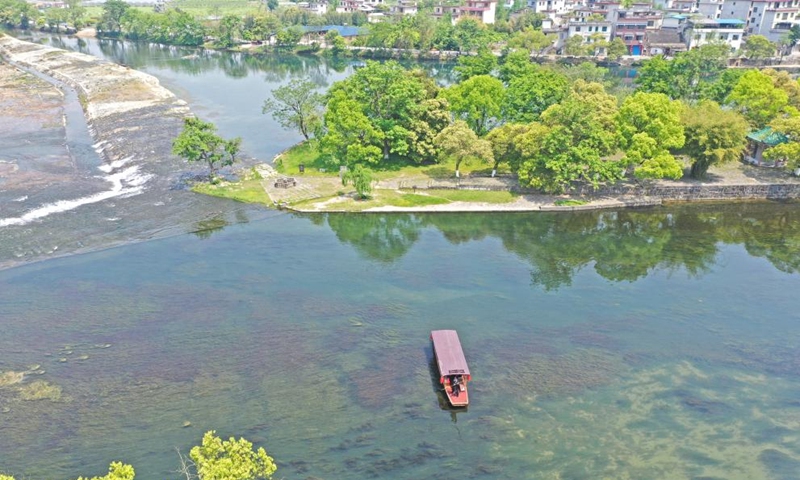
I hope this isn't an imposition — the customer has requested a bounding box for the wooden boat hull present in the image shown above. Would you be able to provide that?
[431,330,471,407]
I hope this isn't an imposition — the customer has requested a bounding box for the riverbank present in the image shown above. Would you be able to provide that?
[0,34,267,271]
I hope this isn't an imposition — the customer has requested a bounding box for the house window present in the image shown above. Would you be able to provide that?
[647,20,654,26]
[753,6,758,11]
[733,34,740,39]
[575,26,581,31]
[602,26,608,31]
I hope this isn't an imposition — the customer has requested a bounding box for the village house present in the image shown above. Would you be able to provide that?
[721,0,800,41]
[684,18,745,51]
[745,127,789,166]
[432,0,498,24]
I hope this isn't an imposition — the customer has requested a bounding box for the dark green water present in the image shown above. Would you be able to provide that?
[2,34,800,480]
[2,204,800,480]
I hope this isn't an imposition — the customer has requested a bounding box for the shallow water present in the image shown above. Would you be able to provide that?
[1,34,800,480]
[1,204,800,480]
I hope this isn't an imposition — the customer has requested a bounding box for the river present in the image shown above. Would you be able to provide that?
[1,35,800,480]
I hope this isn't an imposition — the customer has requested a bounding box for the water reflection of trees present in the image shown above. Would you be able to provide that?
[320,203,800,288]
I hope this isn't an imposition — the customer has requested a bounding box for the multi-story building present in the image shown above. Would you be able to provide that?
[684,18,746,51]
[612,6,663,55]
[698,0,725,18]
[391,0,419,15]
[529,0,570,16]
[721,0,800,41]
[433,0,498,23]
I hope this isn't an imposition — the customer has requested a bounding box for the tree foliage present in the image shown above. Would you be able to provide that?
[263,78,324,140]
[764,114,800,170]
[172,117,242,181]
[77,462,135,480]
[616,92,685,179]
[442,74,505,135]
[741,34,776,62]
[454,47,498,80]
[434,120,494,176]
[503,66,569,122]
[682,100,749,178]
[190,431,277,480]
[342,164,374,199]
[727,69,789,127]
[517,81,622,193]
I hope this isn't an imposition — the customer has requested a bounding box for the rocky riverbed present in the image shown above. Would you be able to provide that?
[0,35,264,270]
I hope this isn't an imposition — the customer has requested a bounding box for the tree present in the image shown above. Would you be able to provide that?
[322,90,383,166]
[190,431,276,480]
[216,14,242,49]
[454,47,498,80]
[442,74,505,135]
[434,120,494,177]
[727,69,789,127]
[276,26,303,48]
[606,38,627,60]
[77,462,135,480]
[172,117,242,181]
[670,44,729,100]
[635,55,675,97]
[517,80,622,193]
[790,24,800,46]
[741,34,776,63]
[764,114,800,170]
[65,0,86,28]
[564,35,586,56]
[325,30,347,55]
[498,49,536,84]
[325,61,429,160]
[263,79,323,141]
[616,91,685,179]
[486,122,549,175]
[507,27,556,57]
[342,164,373,199]
[267,0,279,11]
[98,0,129,35]
[503,66,569,122]
[682,100,749,178]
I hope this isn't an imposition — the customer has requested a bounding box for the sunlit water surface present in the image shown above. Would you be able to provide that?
[1,34,799,480]
[2,204,800,480]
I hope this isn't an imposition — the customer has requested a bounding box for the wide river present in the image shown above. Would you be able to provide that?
[1,35,800,480]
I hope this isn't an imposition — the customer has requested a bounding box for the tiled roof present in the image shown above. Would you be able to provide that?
[747,127,788,146]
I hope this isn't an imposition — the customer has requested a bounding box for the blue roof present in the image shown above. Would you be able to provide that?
[301,25,363,37]
[668,14,687,19]
[717,18,746,25]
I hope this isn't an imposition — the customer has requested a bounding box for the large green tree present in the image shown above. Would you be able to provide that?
[486,122,549,175]
[517,81,622,193]
[682,100,749,178]
[454,46,498,80]
[325,61,430,161]
[616,92,685,179]
[502,66,569,123]
[322,90,383,165]
[190,431,277,480]
[442,74,505,135]
[98,0,129,35]
[434,120,494,177]
[741,34,776,63]
[172,117,242,181]
[342,164,374,199]
[263,78,324,140]
[727,69,789,127]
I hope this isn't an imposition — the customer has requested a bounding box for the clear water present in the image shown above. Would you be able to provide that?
[2,204,800,480]
[2,34,800,480]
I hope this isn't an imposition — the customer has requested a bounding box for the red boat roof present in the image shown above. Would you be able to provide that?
[431,330,470,377]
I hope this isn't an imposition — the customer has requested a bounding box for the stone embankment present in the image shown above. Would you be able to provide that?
[0,35,190,178]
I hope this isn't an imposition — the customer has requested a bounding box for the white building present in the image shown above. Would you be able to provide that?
[684,18,745,51]
[433,0,498,24]
[721,0,800,41]
[698,0,725,18]
[529,0,570,17]
[391,0,418,15]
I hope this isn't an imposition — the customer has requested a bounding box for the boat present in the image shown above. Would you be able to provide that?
[431,330,471,407]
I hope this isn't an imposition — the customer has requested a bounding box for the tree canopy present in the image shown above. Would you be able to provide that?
[442,74,505,135]
[682,100,749,178]
[172,117,242,181]
[190,431,277,480]
[263,78,324,140]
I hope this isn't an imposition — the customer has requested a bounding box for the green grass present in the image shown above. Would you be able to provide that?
[554,199,588,206]
[276,142,511,180]
[192,168,271,204]
[429,189,518,203]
